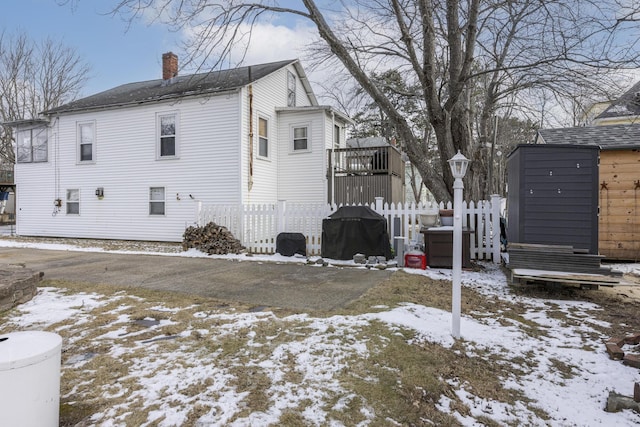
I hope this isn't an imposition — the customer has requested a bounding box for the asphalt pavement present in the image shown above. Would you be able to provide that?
[0,247,393,311]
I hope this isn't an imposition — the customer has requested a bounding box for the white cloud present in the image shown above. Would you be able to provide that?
[180,20,319,67]
[180,19,343,103]
[230,22,319,65]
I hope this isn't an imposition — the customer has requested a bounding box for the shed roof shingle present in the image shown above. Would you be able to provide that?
[537,124,640,149]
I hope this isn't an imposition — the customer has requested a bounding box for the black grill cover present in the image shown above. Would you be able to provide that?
[276,232,307,257]
[321,206,392,260]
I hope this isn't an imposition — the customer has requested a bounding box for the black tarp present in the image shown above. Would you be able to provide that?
[321,206,392,260]
[276,232,306,257]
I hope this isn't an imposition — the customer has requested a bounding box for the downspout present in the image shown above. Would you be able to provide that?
[48,116,61,215]
[248,67,254,192]
[54,117,60,209]
[330,111,335,206]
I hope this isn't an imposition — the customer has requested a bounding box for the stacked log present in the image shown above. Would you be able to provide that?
[182,222,245,255]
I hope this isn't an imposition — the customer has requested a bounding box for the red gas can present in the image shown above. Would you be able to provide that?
[404,251,427,269]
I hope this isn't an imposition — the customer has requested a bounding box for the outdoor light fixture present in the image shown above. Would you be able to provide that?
[448,150,469,339]
[448,150,470,179]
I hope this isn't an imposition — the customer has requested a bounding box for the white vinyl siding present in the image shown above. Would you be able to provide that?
[14,62,335,240]
[277,110,327,202]
[15,92,242,242]
[239,63,315,204]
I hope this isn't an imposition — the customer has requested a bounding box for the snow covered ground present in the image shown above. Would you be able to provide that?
[1,238,640,426]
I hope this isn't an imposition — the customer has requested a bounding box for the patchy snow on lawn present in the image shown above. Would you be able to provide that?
[1,239,640,426]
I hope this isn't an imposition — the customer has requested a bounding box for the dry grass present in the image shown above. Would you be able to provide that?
[2,262,639,426]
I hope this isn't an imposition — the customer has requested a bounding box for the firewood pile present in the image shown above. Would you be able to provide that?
[182,222,245,255]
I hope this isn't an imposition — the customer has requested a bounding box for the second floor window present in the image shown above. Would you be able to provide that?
[287,71,296,107]
[158,113,177,158]
[78,122,95,162]
[258,117,268,158]
[293,126,308,151]
[16,127,48,163]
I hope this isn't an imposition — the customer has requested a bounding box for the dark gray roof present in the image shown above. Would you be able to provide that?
[45,59,296,115]
[537,124,640,150]
[595,80,640,120]
[2,118,49,127]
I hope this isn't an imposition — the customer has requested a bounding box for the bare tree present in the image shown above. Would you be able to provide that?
[0,31,90,165]
[101,0,640,202]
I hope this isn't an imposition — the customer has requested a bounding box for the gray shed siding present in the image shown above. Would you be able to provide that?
[507,144,599,254]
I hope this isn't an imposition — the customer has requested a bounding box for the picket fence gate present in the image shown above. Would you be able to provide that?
[196,195,502,263]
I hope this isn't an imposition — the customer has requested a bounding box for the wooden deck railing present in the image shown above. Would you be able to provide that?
[327,146,405,205]
[328,146,404,177]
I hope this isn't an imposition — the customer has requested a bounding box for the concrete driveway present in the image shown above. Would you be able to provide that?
[0,247,393,311]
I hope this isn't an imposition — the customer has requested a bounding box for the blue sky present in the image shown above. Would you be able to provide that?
[1,0,317,97]
[1,0,187,96]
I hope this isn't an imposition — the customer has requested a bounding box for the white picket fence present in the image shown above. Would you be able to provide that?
[196,195,502,263]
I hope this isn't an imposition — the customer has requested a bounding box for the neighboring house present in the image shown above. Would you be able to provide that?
[592,80,640,126]
[577,100,613,127]
[9,53,352,242]
[534,124,640,261]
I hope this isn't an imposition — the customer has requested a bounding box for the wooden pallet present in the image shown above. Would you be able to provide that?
[507,243,620,277]
[509,268,630,290]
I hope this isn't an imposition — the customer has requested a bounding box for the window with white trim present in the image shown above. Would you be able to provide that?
[77,121,95,162]
[258,117,269,158]
[158,113,177,158]
[149,187,165,215]
[66,189,79,215]
[334,125,341,149]
[287,70,296,107]
[16,127,48,163]
[292,126,308,151]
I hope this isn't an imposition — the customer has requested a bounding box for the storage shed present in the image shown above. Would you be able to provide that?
[536,125,640,261]
[506,144,600,254]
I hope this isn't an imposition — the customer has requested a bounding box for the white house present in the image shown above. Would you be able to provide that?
[10,53,352,242]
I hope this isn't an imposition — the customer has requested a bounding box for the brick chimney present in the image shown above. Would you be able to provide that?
[162,52,178,80]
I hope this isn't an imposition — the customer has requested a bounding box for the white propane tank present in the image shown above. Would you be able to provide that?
[0,331,62,427]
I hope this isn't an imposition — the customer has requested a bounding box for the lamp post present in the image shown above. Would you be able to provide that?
[448,150,470,339]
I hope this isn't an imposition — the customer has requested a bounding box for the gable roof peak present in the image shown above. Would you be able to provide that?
[595,80,640,120]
